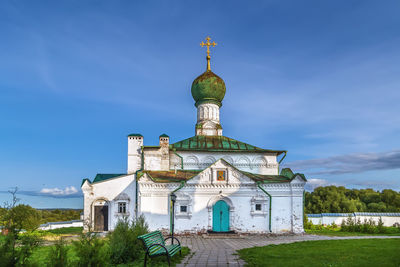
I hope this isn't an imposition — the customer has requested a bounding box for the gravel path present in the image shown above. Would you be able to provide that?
[176,234,400,267]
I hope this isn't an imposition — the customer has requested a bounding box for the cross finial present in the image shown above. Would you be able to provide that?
[200,36,217,71]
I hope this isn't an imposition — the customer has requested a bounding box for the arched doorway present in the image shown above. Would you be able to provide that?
[212,200,230,232]
[94,205,108,231]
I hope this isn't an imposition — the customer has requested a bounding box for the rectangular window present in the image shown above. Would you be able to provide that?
[180,205,187,213]
[217,170,226,181]
[255,204,262,211]
[118,202,127,214]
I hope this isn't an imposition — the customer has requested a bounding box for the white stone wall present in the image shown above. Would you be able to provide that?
[138,160,305,234]
[82,174,136,231]
[308,214,400,227]
[83,147,304,234]
[39,220,83,231]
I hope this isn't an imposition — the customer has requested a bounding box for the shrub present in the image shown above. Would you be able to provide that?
[361,218,376,234]
[340,219,347,232]
[303,215,313,230]
[108,215,149,264]
[47,237,68,267]
[17,234,42,266]
[326,222,338,230]
[72,231,107,267]
[346,216,355,232]
[354,218,362,232]
[0,231,16,266]
[377,217,385,233]
[0,230,42,266]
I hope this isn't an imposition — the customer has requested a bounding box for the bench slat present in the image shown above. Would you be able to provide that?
[139,231,160,239]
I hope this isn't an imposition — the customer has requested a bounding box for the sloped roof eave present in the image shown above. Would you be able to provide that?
[91,173,128,184]
[138,170,203,183]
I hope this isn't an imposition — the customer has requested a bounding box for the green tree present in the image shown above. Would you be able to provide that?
[305,186,400,213]
[7,204,41,231]
[0,188,42,266]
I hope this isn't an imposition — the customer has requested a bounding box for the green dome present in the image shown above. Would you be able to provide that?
[191,70,226,107]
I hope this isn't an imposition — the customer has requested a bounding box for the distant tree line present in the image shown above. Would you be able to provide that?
[305,186,400,214]
[0,206,82,226]
[37,209,82,223]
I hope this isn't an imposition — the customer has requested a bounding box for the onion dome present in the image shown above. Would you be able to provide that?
[191,36,226,107]
[191,70,226,107]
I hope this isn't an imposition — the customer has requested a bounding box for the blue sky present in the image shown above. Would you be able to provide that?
[1,0,399,208]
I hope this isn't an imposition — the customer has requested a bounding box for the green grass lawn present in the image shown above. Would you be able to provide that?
[306,228,400,236]
[238,239,400,267]
[44,226,83,235]
[29,243,190,267]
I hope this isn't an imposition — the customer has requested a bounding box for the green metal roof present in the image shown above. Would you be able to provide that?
[242,172,291,183]
[138,170,202,183]
[159,133,169,138]
[92,173,126,183]
[128,133,143,137]
[279,168,307,181]
[81,178,91,187]
[170,135,285,154]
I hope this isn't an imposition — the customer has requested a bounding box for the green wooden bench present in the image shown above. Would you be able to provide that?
[138,231,182,266]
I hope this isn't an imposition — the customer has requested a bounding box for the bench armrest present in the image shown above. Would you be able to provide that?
[164,236,181,246]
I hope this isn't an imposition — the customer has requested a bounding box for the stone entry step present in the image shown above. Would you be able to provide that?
[202,232,245,239]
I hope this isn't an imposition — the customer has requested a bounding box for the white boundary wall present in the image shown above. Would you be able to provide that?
[39,220,83,231]
[307,213,400,227]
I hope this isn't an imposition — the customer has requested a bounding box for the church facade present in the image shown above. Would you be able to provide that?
[81,37,307,234]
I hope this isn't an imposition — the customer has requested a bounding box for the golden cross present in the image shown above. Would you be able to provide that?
[200,36,217,57]
[200,36,217,71]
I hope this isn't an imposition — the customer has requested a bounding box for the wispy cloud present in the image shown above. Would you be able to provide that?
[0,186,82,199]
[285,150,400,175]
[40,186,79,197]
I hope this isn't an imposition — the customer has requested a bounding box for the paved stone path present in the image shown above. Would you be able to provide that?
[175,234,400,267]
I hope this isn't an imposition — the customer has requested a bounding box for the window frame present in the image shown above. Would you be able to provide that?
[117,202,127,214]
[250,196,268,217]
[180,205,188,213]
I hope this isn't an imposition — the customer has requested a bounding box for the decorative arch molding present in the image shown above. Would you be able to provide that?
[92,197,109,205]
[202,121,217,128]
[114,192,130,201]
[207,195,235,231]
[201,156,217,167]
[222,156,234,165]
[184,155,200,167]
[204,106,209,119]
[252,156,268,166]
[206,194,234,210]
[237,156,250,164]
[90,197,110,231]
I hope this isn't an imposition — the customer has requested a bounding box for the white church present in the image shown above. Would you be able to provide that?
[81,37,307,234]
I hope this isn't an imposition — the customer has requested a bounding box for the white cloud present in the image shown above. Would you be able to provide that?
[40,186,78,196]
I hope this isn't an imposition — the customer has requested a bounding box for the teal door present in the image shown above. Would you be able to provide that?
[213,200,230,232]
